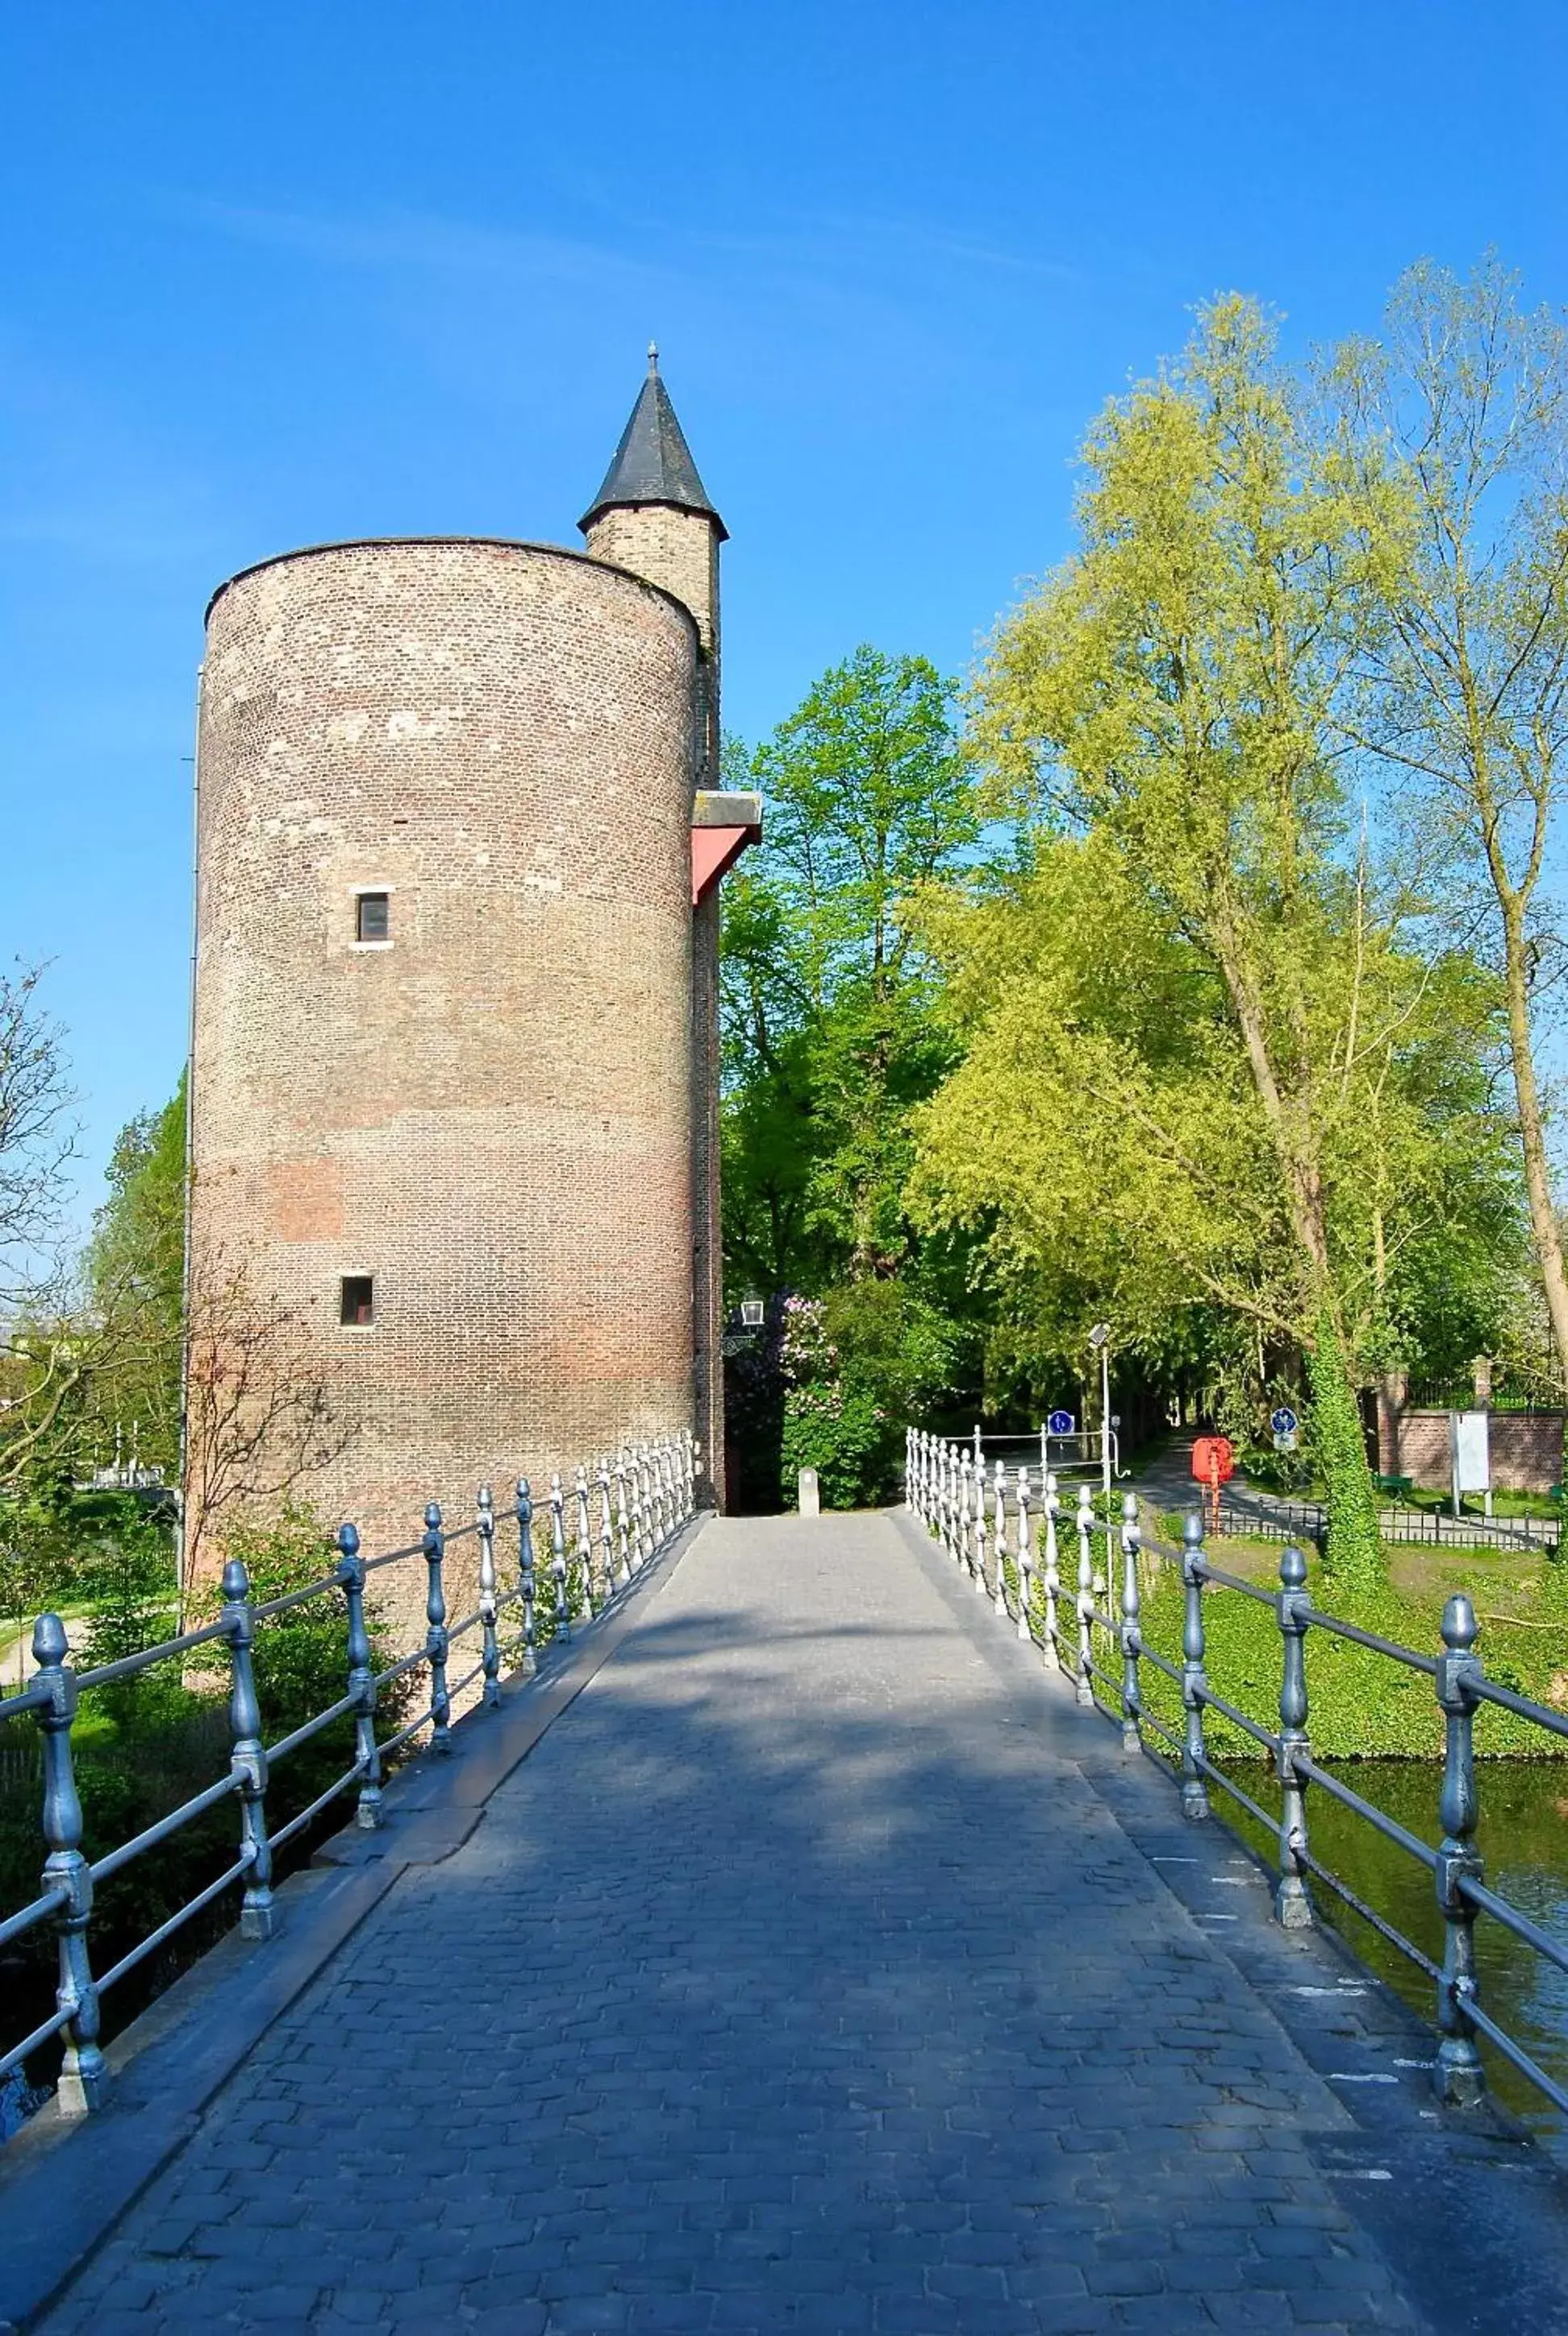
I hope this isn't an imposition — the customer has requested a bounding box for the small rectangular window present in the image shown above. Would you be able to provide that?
[340,1275,375,1327]
[356,892,390,943]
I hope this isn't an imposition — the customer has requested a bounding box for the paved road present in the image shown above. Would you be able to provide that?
[34,1509,1566,2333]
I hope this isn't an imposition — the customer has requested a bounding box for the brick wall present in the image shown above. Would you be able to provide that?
[1377,1402,1566,1493]
[188,538,701,1637]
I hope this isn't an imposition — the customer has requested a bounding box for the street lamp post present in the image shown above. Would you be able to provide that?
[1089,1324,1111,1521]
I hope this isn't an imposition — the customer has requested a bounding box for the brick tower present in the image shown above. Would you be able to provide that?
[186,356,757,1598]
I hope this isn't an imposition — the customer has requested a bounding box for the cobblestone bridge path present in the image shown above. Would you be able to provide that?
[27,1511,1568,2334]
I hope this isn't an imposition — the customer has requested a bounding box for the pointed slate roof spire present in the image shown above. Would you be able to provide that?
[579,345,728,540]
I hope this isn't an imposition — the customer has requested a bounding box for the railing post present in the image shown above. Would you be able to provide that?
[338,1524,382,1828]
[551,1471,571,1639]
[991,1461,1008,1619]
[1274,1544,1312,1929]
[424,1501,452,1752]
[973,1462,989,1599]
[1179,1512,1209,1821]
[515,1478,537,1675]
[575,1465,596,1621]
[221,1556,275,1939]
[615,1452,632,1577]
[1015,1465,1033,1642]
[959,1452,973,1580]
[1119,1491,1142,1756]
[34,1614,106,2113]
[636,1445,652,1564]
[600,1457,620,1589]
[1040,1472,1061,1671]
[477,1484,500,1708]
[653,1445,668,1544]
[1434,1593,1487,2106]
[1074,1484,1095,1707]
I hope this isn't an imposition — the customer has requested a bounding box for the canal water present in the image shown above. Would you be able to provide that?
[1209,1756,1568,2134]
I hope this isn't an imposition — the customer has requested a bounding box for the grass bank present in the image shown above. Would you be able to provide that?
[1132,1525,1568,1759]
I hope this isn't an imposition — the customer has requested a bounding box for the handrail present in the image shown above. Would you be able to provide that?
[903,1424,1568,2123]
[0,1429,702,2127]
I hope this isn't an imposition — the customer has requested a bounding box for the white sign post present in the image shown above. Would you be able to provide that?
[1450,1410,1491,1520]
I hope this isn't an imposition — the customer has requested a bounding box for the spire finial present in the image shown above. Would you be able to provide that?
[648,340,659,375]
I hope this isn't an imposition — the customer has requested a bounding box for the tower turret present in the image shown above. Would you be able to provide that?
[580,348,724,780]
[581,349,743,1503]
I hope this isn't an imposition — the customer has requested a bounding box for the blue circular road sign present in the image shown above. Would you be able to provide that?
[1270,1406,1299,1437]
[1046,1410,1075,1437]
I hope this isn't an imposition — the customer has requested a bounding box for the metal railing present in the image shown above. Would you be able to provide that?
[906,1426,1568,2120]
[0,1432,699,2122]
[1206,1497,1561,1555]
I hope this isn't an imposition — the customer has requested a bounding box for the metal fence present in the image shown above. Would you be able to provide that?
[0,1433,699,2122]
[906,1426,1568,2121]
[1207,1499,1562,1555]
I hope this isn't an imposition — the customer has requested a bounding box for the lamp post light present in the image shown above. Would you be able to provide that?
[1088,1323,1111,1522]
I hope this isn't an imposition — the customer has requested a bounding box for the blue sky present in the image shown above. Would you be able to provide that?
[3,0,1566,1226]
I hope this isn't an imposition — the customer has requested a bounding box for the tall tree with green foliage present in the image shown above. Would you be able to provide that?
[721,647,980,1500]
[1332,256,1568,1389]
[957,298,1499,1586]
[722,645,978,1288]
[82,1074,186,1477]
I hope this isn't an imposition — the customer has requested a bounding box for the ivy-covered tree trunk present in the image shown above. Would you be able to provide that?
[1305,1306,1385,1600]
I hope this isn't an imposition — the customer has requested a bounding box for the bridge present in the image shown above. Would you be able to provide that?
[3,1446,1568,2334]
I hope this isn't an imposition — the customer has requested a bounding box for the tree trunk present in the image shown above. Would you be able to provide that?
[1500,897,1568,1385]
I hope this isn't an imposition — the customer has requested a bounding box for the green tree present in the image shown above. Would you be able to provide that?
[1332,256,1568,1387]
[954,298,1521,1587]
[81,1075,186,1479]
[722,646,979,1291]
[721,649,982,1501]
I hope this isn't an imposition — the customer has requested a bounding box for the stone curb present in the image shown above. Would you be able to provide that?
[0,1513,708,2332]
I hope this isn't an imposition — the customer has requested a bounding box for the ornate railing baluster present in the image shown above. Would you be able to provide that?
[1179,1512,1209,1821]
[600,1457,620,1589]
[642,1444,656,1556]
[992,1462,1008,1619]
[1040,1472,1061,1671]
[690,1437,703,1520]
[575,1465,596,1621]
[615,1452,633,1577]
[1015,1466,1033,1642]
[1075,1485,1095,1707]
[35,1614,106,2113]
[515,1479,537,1675]
[1119,1491,1142,1755]
[1435,1593,1486,2105]
[222,1557,275,1938]
[959,1454,974,1583]
[477,1484,500,1708]
[551,1472,571,1638]
[339,1523,382,1827]
[1275,1544,1312,1929]
[424,1501,452,1752]
[973,1465,989,1598]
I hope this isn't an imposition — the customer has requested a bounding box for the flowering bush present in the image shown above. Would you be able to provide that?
[778,1295,888,1508]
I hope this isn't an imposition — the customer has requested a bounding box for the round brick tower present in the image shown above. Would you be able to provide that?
[187,532,702,1581]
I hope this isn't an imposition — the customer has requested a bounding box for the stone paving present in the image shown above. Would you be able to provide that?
[31,1508,1566,2334]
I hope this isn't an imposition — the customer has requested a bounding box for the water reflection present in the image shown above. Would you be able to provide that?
[1211,1758,1568,2132]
